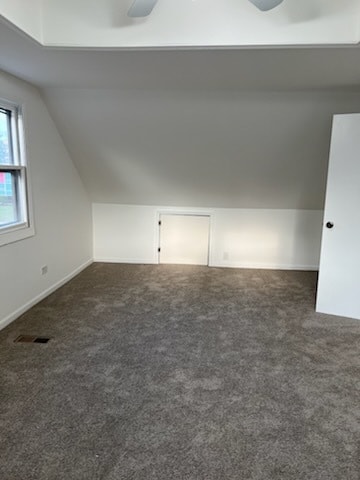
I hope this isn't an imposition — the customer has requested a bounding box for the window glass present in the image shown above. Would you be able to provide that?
[0,101,33,244]
[0,109,11,165]
[0,172,17,226]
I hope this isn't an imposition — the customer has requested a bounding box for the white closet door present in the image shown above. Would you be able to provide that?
[159,214,210,266]
[316,114,360,320]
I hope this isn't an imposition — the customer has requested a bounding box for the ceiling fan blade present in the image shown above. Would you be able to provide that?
[128,0,158,17]
[248,0,284,11]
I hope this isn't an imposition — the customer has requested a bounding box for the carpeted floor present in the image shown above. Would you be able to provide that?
[0,263,359,480]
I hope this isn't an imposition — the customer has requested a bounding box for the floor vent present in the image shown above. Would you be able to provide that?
[14,335,50,344]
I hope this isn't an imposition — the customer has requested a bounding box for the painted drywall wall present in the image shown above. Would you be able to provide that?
[40,0,360,47]
[210,208,323,269]
[93,204,323,270]
[93,204,157,264]
[0,0,42,42]
[0,71,92,330]
[44,89,360,210]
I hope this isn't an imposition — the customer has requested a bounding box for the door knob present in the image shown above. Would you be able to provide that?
[326,222,334,229]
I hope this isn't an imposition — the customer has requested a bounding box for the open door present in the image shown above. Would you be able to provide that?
[159,214,210,266]
[316,114,360,320]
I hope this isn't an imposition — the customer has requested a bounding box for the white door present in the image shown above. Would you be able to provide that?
[159,214,210,266]
[316,114,360,320]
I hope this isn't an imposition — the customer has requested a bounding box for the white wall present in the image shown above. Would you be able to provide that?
[0,0,42,42]
[0,71,93,330]
[210,208,323,269]
[93,204,323,270]
[93,204,157,264]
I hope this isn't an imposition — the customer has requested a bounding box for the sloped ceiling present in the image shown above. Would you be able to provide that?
[1,17,360,210]
[43,88,360,209]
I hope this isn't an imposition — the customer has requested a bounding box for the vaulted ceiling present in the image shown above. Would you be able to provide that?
[1,3,360,210]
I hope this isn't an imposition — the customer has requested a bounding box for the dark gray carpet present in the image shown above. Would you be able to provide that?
[0,263,359,480]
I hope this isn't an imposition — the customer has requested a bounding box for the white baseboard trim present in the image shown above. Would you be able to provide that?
[94,257,157,264]
[0,258,93,332]
[210,262,319,271]
[94,257,318,271]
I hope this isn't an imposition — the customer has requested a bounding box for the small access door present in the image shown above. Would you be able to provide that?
[316,114,360,320]
[159,214,210,266]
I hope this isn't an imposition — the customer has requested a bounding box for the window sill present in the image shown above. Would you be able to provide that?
[0,223,35,247]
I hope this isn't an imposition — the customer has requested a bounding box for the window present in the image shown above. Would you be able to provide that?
[0,100,33,245]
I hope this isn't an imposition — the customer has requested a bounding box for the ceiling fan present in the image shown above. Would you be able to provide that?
[128,0,284,18]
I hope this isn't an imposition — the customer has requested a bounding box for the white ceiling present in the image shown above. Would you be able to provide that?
[1,0,360,47]
[2,11,360,210]
[0,0,42,41]
[2,19,360,91]
[43,88,360,209]
[41,0,360,48]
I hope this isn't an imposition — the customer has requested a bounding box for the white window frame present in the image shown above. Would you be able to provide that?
[0,98,34,246]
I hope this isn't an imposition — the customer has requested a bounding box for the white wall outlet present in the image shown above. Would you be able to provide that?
[223,252,229,260]
[41,265,48,275]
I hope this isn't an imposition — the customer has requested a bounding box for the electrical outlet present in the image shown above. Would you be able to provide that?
[223,252,229,261]
[41,265,48,275]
